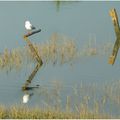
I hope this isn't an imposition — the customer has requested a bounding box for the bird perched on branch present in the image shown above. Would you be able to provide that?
[25,21,36,31]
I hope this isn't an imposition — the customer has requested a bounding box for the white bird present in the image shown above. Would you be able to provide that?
[25,21,36,31]
[22,93,33,104]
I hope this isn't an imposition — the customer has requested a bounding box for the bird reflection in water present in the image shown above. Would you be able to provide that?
[22,85,40,104]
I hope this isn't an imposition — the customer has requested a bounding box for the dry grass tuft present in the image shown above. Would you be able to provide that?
[0,105,109,119]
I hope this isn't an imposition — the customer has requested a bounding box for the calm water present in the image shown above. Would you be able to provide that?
[0,1,120,117]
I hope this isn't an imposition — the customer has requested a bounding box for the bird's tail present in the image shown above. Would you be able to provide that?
[32,26,36,29]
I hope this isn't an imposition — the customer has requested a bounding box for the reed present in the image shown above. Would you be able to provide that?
[0,33,114,71]
[0,33,79,71]
[0,105,6,119]
[0,79,119,118]
[0,105,109,119]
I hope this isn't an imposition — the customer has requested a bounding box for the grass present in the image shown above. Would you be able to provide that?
[40,80,120,118]
[0,80,119,118]
[0,33,117,118]
[0,33,113,71]
[0,80,116,119]
[0,33,78,70]
[0,105,109,119]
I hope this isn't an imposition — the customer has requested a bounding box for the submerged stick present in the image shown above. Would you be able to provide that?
[23,36,43,65]
[22,63,41,91]
[22,30,43,91]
